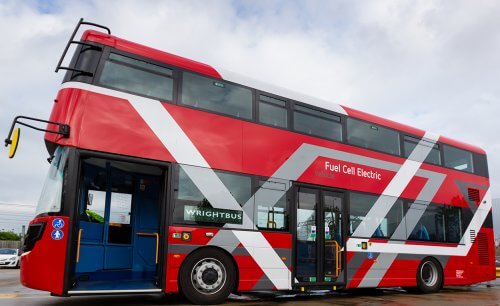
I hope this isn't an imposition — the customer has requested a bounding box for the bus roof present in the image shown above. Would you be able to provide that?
[81,30,486,155]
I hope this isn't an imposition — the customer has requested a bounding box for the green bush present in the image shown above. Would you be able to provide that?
[0,231,21,241]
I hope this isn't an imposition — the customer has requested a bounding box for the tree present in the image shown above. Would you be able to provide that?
[0,231,21,241]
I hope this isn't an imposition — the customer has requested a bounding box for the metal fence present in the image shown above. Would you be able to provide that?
[0,240,21,249]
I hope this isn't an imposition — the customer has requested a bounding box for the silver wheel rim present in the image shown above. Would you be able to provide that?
[191,257,226,295]
[421,261,438,287]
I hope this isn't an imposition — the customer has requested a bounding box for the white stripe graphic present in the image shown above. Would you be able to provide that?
[127,94,254,228]
[352,132,440,238]
[233,230,291,289]
[357,134,440,287]
[60,82,288,287]
[60,82,254,228]
[347,188,492,257]
[60,82,490,272]
[358,253,398,288]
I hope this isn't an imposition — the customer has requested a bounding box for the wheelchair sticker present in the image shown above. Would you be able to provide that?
[52,218,65,229]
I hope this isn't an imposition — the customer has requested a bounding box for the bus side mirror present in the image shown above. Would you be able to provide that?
[6,127,20,159]
[4,116,70,159]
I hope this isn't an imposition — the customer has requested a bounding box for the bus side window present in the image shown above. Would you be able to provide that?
[347,118,400,155]
[98,53,174,102]
[473,153,488,177]
[408,203,445,242]
[258,95,288,129]
[445,206,462,243]
[443,145,474,173]
[81,163,107,223]
[403,136,441,165]
[293,105,342,141]
[172,165,252,227]
[79,162,107,243]
[349,192,376,236]
[85,190,106,223]
[255,180,289,231]
[349,192,405,239]
[416,224,430,241]
[181,72,253,120]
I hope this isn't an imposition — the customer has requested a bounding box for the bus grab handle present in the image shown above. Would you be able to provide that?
[136,232,159,264]
[76,229,83,263]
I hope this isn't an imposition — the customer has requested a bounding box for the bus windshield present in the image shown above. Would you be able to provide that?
[35,147,69,216]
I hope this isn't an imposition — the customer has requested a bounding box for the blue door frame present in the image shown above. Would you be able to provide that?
[73,159,163,290]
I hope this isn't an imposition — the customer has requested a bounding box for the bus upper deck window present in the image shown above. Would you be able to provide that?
[443,145,474,173]
[99,53,174,101]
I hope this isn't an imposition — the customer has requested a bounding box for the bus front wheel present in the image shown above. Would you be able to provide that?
[179,248,236,305]
[416,257,443,294]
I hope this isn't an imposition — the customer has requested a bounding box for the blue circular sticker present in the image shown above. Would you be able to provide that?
[51,229,64,240]
[52,218,65,229]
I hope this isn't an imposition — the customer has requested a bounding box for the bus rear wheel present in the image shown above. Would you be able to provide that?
[179,248,236,305]
[416,257,442,293]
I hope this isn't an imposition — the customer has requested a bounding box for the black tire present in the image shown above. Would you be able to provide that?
[416,257,443,294]
[179,248,236,305]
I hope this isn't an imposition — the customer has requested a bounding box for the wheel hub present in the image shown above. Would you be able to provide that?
[191,258,227,295]
[202,268,218,285]
[421,261,438,287]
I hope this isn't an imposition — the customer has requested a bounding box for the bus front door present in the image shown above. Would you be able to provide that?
[295,186,345,287]
[71,158,165,293]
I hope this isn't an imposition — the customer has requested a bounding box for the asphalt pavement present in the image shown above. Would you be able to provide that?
[1,269,500,306]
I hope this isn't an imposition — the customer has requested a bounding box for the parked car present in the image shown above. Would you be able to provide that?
[0,248,20,268]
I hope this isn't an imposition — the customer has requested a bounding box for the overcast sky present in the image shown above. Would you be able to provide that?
[0,0,499,232]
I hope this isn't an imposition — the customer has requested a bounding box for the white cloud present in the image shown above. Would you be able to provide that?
[0,1,498,228]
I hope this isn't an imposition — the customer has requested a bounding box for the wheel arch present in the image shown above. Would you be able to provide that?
[178,245,240,293]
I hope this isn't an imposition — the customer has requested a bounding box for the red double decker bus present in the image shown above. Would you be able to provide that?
[6,19,494,304]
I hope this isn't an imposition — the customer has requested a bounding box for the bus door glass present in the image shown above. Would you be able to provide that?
[296,187,318,282]
[295,186,345,285]
[322,191,343,282]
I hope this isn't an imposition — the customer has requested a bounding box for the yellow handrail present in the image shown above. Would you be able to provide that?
[335,241,341,276]
[76,229,83,263]
[267,208,277,229]
[325,240,341,278]
[136,232,159,264]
